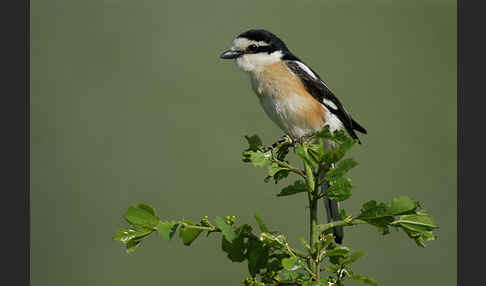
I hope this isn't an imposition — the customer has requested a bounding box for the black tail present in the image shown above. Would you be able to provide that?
[320,166,344,244]
[351,118,367,134]
[323,196,343,244]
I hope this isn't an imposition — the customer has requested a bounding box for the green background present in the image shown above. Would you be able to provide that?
[31,0,456,285]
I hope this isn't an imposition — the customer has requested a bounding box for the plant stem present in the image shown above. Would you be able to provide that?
[309,197,319,281]
[303,157,320,282]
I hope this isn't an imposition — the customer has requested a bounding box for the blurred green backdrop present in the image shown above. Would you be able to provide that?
[31,0,456,285]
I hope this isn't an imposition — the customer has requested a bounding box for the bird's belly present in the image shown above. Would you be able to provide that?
[258,91,326,139]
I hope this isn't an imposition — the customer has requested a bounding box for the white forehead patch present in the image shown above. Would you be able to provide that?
[233,37,269,50]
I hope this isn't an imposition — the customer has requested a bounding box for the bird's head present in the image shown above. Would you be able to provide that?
[220,29,296,73]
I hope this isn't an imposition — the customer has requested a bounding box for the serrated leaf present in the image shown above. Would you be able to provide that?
[137,203,156,216]
[222,233,246,262]
[268,168,290,184]
[328,133,356,163]
[391,211,438,247]
[156,221,179,240]
[243,150,270,168]
[214,216,237,243]
[124,206,160,228]
[326,176,353,201]
[277,180,308,197]
[325,158,358,181]
[315,125,332,139]
[307,140,325,162]
[268,162,288,177]
[247,238,268,276]
[245,135,263,151]
[386,196,419,215]
[282,256,301,271]
[356,200,393,234]
[179,220,203,246]
[113,227,152,243]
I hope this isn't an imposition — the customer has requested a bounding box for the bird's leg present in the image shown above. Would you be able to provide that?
[266,135,293,151]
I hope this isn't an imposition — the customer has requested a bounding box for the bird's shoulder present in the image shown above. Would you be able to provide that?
[284,59,345,114]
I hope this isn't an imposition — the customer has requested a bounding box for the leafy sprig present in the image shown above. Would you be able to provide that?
[113,125,438,285]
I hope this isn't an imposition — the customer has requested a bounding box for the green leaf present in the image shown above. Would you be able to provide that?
[282,272,310,282]
[242,150,270,168]
[113,227,153,243]
[323,265,339,273]
[179,220,203,246]
[222,233,246,262]
[315,125,332,139]
[277,180,308,197]
[391,211,438,247]
[265,162,290,184]
[325,158,357,181]
[307,140,325,163]
[326,131,356,163]
[259,232,286,250]
[281,256,300,271]
[295,144,316,167]
[357,197,437,245]
[124,205,160,228]
[268,162,288,177]
[339,251,365,265]
[357,197,421,234]
[137,203,156,216]
[254,213,269,233]
[156,221,179,240]
[247,238,269,276]
[214,216,237,243]
[326,246,351,257]
[299,237,312,253]
[356,200,394,234]
[326,176,353,201]
[348,274,379,286]
[245,135,263,151]
[266,168,290,184]
[386,196,419,215]
[125,240,141,254]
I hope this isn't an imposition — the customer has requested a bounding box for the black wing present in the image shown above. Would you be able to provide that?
[285,60,367,142]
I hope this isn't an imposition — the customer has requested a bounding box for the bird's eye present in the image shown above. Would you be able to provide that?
[248,44,258,52]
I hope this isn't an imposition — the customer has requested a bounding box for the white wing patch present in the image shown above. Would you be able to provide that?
[296,61,331,90]
[296,61,318,80]
[322,98,338,110]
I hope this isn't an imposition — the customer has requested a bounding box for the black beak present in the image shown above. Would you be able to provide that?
[220,49,243,59]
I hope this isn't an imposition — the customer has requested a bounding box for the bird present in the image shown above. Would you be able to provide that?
[219,29,367,244]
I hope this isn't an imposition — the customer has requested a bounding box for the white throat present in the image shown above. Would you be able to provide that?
[235,50,283,73]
